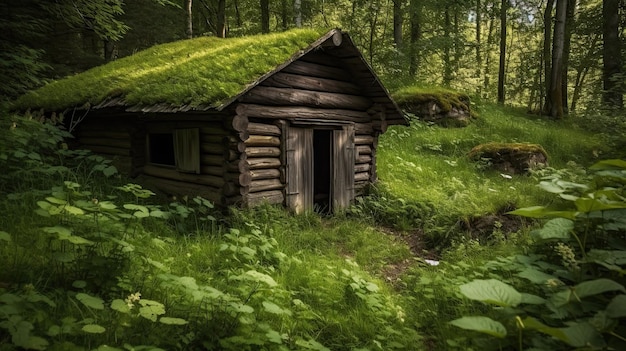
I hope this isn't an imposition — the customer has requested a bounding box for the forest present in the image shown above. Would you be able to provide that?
[0,0,625,350]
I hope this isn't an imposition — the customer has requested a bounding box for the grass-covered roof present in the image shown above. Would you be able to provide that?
[13,28,327,112]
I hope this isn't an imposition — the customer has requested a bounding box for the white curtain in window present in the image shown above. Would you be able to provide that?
[173,128,200,173]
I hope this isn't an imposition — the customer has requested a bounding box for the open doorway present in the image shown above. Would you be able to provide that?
[313,129,332,213]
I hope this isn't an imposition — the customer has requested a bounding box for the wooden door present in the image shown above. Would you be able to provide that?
[285,126,313,213]
[332,125,355,211]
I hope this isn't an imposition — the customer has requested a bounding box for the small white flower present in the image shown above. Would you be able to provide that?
[500,173,513,179]
[424,259,440,266]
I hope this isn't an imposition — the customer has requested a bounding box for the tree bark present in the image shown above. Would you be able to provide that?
[497,0,507,104]
[549,0,567,118]
[186,0,193,39]
[216,0,226,38]
[281,0,289,30]
[602,0,623,108]
[443,5,453,85]
[393,0,403,47]
[561,0,576,114]
[408,0,422,77]
[260,0,270,33]
[476,0,482,81]
[294,0,302,27]
[542,0,554,113]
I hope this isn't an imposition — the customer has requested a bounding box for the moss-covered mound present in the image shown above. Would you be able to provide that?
[392,86,474,127]
[468,142,548,174]
[13,28,326,112]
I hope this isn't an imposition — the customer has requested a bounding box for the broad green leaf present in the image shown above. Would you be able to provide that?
[177,276,198,291]
[139,300,165,322]
[82,324,106,334]
[459,279,522,307]
[606,295,626,318]
[102,165,117,177]
[295,338,331,351]
[539,181,565,193]
[263,301,292,315]
[574,278,625,299]
[64,205,85,215]
[561,322,605,348]
[265,329,283,344]
[72,280,87,289]
[47,325,61,337]
[576,197,626,213]
[508,206,577,220]
[22,336,49,350]
[45,196,67,205]
[449,316,507,338]
[75,293,104,310]
[229,302,254,314]
[522,317,567,341]
[159,317,188,325]
[0,231,11,242]
[520,293,545,305]
[111,299,131,314]
[517,268,557,284]
[244,270,278,287]
[67,235,94,245]
[42,226,71,236]
[93,346,123,351]
[590,159,626,170]
[532,218,573,240]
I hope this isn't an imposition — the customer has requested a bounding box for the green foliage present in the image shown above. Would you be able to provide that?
[449,160,626,350]
[13,29,326,112]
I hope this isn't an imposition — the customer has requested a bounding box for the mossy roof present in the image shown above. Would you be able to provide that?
[13,28,330,112]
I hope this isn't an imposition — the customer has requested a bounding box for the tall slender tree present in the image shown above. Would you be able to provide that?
[408,0,422,77]
[497,0,508,104]
[602,0,623,108]
[548,0,568,118]
[260,0,270,33]
[393,0,403,47]
[186,0,193,38]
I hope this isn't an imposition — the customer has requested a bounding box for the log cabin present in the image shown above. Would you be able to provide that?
[14,28,408,213]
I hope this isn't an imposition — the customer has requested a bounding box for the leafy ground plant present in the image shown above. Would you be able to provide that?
[449,159,626,350]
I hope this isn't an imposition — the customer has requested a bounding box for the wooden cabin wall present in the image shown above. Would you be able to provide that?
[236,50,381,200]
[225,121,285,207]
[74,118,135,175]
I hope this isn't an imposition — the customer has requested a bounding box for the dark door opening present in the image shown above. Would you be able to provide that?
[313,129,332,213]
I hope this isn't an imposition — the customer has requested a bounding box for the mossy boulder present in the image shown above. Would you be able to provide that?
[392,86,474,127]
[468,142,548,174]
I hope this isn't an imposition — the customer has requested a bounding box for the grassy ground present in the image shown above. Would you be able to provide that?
[0,102,615,350]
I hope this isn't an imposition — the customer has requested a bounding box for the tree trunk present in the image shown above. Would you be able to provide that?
[186,0,193,39]
[216,0,226,38]
[497,0,507,104]
[483,5,496,94]
[281,0,289,30]
[602,0,623,108]
[294,0,302,27]
[443,5,453,85]
[260,0,270,33]
[549,0,567,118]
[476,0,482,82]
[408,0,422,77]
[561,0,576,114]
[393,0,403,47]
[542,0,554,113]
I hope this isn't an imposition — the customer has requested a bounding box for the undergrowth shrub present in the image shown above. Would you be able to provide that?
[448,159,626,350]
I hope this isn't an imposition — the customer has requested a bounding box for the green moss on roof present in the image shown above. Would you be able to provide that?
[392,86,471,113]
[14,28,326,112]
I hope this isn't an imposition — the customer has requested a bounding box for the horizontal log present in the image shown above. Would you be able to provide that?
[248,122,281,136]
[79,137,131,149]
[223,182,246,197]
[224,189,284,207]
[355,172,370,182]
[201,154,226,166]
[200,165,224,177]
[240,86,372,111]
[201,134,227,144]
[356,154,372,164]
[140,176,222,205]
[245,146,281,158]
[199,126,227,135]
[300,50,343,67]
[247,157,281,169]
[200,142,225,155]
[224,114,248,133]
[356,145,372,155]
[251,168,281,180]
[282,60,352,81]
[224,172,252,187]
[354,123,374,134]
[143,164,225,188]
[262,72,361,95]
[249,178,283,193]
[354,163,371,173]
[236,104,370,123]
[225,149,241,161]
[244,135,280,147]
[83,144,130,156]
[355,135,374,145]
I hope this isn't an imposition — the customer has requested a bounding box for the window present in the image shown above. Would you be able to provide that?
[148,128,200,173]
